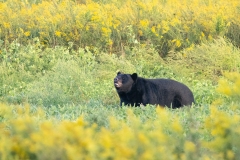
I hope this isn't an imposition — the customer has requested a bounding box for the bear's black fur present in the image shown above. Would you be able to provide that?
[114,72,194,108]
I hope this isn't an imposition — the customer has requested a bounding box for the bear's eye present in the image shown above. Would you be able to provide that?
[122,76,127,81]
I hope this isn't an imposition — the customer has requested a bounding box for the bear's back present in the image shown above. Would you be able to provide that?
[138,78,194,107]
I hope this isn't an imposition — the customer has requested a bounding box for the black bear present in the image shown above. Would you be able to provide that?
[114,72,194,108]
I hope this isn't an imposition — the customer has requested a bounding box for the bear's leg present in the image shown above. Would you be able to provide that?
[172,96,182,109]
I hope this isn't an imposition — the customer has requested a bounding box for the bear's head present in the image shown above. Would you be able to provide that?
[114,72,138,93]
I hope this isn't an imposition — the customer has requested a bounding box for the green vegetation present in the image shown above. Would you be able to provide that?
[1,37,240,159]
[1,0,240,159]
[2,38,237,107]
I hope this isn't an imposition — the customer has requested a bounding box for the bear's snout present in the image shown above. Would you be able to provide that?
[114,77,122,88]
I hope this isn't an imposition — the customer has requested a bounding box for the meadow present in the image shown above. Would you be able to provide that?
[1,0,240,159]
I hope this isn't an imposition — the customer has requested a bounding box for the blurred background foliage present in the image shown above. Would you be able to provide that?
[0,0,240,56]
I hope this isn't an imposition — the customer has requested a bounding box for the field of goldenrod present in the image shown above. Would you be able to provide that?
[1,0,240,56]
[1,0,240,159]
[0,72,240,159]
[0,91,240,160]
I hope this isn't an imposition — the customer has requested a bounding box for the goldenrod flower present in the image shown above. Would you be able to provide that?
[55,31,62,37]
[227,150,235,160]
[24,31,31,37]
[3,22,10,29]
[175,40,181,47]
[151,26,156,33]
[101,27,111,37]
[140,19,149,28]
[184,141,196,152]
[172,120,183,134]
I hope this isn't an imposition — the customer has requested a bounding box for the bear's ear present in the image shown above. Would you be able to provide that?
[117,72,122,75]
[131,73,138,81]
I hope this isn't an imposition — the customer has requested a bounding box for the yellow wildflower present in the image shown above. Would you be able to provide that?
[55,31,62,37]
[140,19,149,28]
[108,39,113,45]
[24,31,31,37]
[227,150,235,160]
[176,40,181,47]
[76,116,85,126]
[86,26,89,31]
[184,141,196,152]
[172,39,181,47]
[151,26,156,33]
[208,35,213,40]
[138,133,148,145]
[141,151,152,159]
[172,120,183,133]
[3,22,10,29]
[216,79,232,96]
[101,27,111,37]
